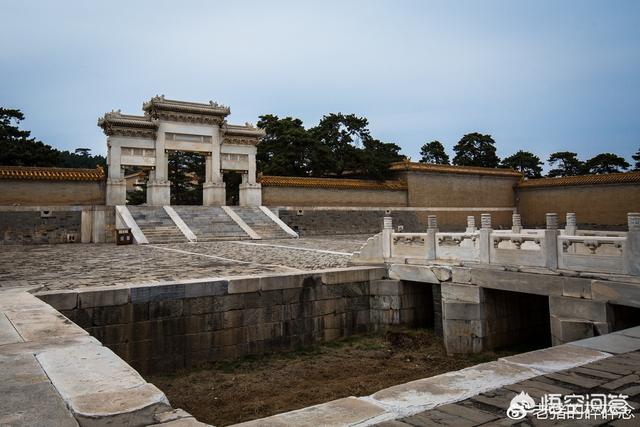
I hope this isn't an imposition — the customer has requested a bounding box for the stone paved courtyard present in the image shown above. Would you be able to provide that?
[0,235,369,292]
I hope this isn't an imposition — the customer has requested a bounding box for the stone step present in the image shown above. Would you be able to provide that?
[230,207,292,239]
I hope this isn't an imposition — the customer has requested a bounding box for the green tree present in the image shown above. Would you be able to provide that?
[452,132,500,167]
[257,112,402,180]
[633,148,640,171]
[168,151,205,205]
[309,113,370,177]
[547,152,583,177]
[0,108,62,166]
[359,137,403,180]
[0,107,106,168]
[500,150,542,178]
[419,140,450,164]
[583,153,630,174]
[256,115,316,177]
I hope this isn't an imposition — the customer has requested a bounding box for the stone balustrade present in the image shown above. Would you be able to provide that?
[352,212,640,276]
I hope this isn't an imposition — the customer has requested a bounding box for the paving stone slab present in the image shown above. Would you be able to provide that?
[602,374,640,391]
[435,402,499,424]
[231,397,388,427]
[544,371,604,389]
[515,379,574,395]
[499,344,611,373]
[401,409,477,427]
[0,380,78,427]
[370,361,539,414]
[0,312,22,345]
[571,333,640,354]
[572,366,621,380]
[4,305,88,342]
[470,388,517,411]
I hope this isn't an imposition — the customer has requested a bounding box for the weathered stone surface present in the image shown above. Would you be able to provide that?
[616,325,640,339]
[370,280,403,296]
[550,316,595,344]
[78,287,129,308]
[571,333,640,354]
[431,266,452,282]
[227,276,260,294]
[320,267,386,285]
[441,283,482,304]
[435,402,498,424]
[470,268,589,296]
[602,374,639,391]
[0,313,22,345]
[232,397,388,427]
[499,344,610,373]
[182,279,228,298]
[0,380,79,427]
[36,290,79,310]
[549,295,610,322]
[36,343,170,424]
[591,280,640,307]
[544,371,604,389]
[370,361,538,413]
[131,283,186,303]
[443,302,482,321]
[451,267,471,284]
[4,305,87,342]
[388,264,440,283]
[562,279,591,299]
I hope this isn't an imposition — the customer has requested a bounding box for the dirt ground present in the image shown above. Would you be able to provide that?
[147,328,515,426]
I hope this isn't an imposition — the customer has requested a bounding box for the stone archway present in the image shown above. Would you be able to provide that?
[99,96,264,207]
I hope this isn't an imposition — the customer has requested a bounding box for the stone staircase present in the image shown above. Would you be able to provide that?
[230,207,292,239]
[127,206,187,244]
[171,206,249,241]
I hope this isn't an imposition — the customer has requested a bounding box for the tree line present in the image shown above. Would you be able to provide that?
[420,134,639,179]
[1,107,638,183]
[0,108,106,169]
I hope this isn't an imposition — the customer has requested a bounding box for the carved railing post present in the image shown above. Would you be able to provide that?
[382,216,393,260]
[565,213,577,236]
[625,213,640,275]
[511,213,522,233]
[426,215,438,260]
[465,216,476,233]
[544,213,559,270]
[479,213,492,263]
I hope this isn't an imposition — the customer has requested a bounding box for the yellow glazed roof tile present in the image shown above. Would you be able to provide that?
[0,166,105,181]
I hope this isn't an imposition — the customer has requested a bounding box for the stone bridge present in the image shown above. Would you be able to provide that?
[352,212,640,354]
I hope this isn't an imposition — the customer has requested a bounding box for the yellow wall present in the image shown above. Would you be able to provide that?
[0,180,105,206]
[400,171,520,207]
[262,186,408,207]
[517,183,640,228]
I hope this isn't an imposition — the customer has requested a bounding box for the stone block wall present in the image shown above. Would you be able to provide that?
[0,206,116,244]
[276,208,515,236]
[37,268,435,375]
[0,210,82,244]
[277,209,423,236]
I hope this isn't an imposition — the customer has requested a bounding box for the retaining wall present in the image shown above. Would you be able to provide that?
[37,267,434,375]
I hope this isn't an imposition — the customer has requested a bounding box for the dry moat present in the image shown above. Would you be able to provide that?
[147,328,515,426]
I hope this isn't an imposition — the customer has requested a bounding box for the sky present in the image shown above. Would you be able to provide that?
[2,0,639,167]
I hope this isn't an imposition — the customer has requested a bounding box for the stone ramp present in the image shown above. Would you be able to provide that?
[127,206,187,244]
[172,206,249,241]
[230,206,292,239]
